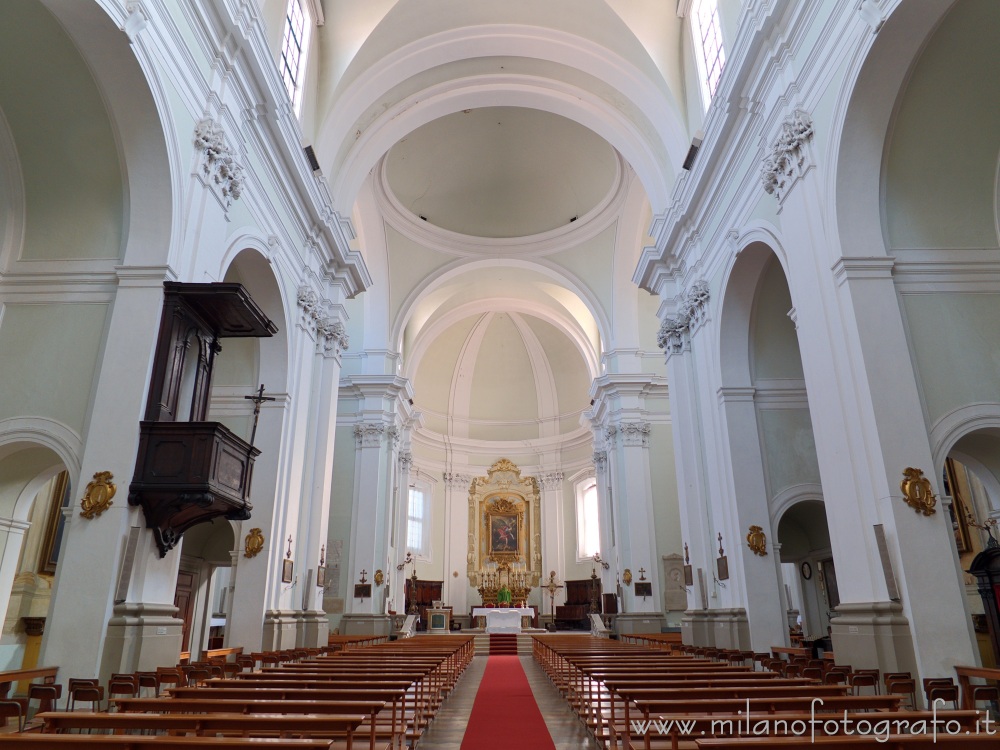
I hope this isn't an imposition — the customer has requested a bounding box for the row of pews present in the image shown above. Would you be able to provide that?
[532,635,996,749]
[3,635,475,750]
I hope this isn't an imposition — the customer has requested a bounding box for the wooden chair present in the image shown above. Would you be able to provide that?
[849,671,878,696]
[235,655,255,672]
[64,679,99,711]
[853,667,880,693]
[107,676,138,709]
[969,684,1000,711]
[185,668,210,687]
[886,675,917,709]
[154,668,184,695]
[924,678,959,709]
[802,666,824,681]
[27,683,62,717]
[0,699,24,732]
[135,672,159,698]
[824,670,849,686]
[68,684,104,712]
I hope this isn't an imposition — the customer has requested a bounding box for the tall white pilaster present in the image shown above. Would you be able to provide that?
[43,268,180,682]
[537,470,566,619]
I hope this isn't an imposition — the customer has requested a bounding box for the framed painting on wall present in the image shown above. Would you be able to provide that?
[489,513,519,555]
[39,471,72,575]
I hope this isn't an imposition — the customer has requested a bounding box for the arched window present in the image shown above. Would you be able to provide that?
[279,0,312,116]
[576,478,601,560]
[690,0,727,107]
[406,483,431,559]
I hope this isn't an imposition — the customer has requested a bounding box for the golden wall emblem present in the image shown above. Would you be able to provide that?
[374,569,384,586]
[622,568,633,586]
[747,525,768,556]
[244,527,265,558]
[80,471,116,519]
[900,467,937,516]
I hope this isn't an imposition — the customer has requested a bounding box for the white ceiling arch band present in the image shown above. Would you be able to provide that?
[391,256,611,362]
[332,75,670,215]
[320,23,685,211]
[508,312,561,440]
[404,297,600,385]
[447,312,494,440]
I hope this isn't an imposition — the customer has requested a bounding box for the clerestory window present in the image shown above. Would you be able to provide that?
[279,0,311,116]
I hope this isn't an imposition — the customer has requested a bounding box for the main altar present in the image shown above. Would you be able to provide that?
[472,607,534,633]
[467,459,542,628]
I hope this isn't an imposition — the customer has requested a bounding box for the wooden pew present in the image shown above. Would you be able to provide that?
[954,665,1000,710]
[35,711,370,750]
[696,736,998,749]
[617,710,981,750]
[0,737,334,749]
[204,647,244,663]
[0,666,58,700]
[123,694,394,749]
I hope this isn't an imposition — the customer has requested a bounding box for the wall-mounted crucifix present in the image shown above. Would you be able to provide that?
[244,384,275,446]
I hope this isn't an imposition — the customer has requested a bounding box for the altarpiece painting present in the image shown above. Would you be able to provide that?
[467,458,542,590]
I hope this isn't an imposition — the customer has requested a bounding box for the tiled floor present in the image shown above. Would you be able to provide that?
[417,655,597,749]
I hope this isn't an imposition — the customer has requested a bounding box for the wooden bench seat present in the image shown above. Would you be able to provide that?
[0,737,335,749]
[696,735,997,749]
[36,711,371,747]
[610,710,980,750]
[114,697,403,750]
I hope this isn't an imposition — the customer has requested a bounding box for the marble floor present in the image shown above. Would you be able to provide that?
[416,655,597,749]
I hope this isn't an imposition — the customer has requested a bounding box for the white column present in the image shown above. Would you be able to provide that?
[346,421,394,617]
[717,386,787,650]
[608,421,660,613]
[227,396,288,652]
[660,311,714,644]
[295,312,348,646]
[774,113,976,678]
[537,471,566,619]
[42,268,177,682]
[441,471,472,617]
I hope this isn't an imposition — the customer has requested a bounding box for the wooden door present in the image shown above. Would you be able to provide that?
[174,570,196,652]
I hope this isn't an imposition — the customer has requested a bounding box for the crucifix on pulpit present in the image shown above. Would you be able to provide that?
[543,571,563,619]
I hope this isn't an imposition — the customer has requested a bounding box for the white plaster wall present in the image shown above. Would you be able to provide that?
[758,409,821,497]
[0,1,123,263]
[751,261,803,380]
[884,0,1000,250]
[0,304,109,434]
[902,293,1000,427]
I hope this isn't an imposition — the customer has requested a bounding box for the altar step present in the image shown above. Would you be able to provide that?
[474,633,533,656]
[489,634,518,654]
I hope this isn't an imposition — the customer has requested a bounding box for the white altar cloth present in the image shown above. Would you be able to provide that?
[472,607,533,633]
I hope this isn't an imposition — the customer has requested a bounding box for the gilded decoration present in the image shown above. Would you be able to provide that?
[374,569,384,586]
[900,467,937,516]
[466,458,542,603]
[747,525,768,556]
[80,471,116,519]
[244,527,265,558]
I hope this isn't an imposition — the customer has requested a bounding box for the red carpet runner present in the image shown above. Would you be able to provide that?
[460,655,556,750]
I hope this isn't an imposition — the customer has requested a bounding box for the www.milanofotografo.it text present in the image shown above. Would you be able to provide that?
[628,699,997,743]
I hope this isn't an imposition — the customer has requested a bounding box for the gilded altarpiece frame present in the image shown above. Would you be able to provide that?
[466,458,542,588]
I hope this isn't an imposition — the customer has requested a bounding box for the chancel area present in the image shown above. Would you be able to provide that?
[1,0,1000,746]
